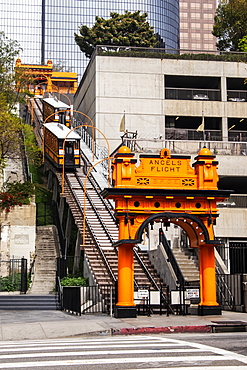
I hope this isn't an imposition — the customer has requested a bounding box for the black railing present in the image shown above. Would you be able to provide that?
[66,175,116,284]
[56,256,83,280]
[62,285,115,315]
[0,258,27,293]
[216,273,245,311]
[159,228,186,286]
[228,131,247,142]
[165,128,222,141]
[52,201,67,257]
[165,88,221,101]
[134,286,151,316]
[217,242,247,274]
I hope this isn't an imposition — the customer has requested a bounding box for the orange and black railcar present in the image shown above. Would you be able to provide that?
[43,122,80,169]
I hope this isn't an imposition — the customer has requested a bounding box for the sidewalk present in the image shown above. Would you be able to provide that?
[0,309,246,341]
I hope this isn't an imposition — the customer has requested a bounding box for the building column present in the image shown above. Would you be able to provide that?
[221,76,228,141]
[222,116,228,141]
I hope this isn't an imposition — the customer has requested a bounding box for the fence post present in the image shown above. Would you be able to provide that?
[110,285,113,317]
[166,285,170,317]
[20,258,27,294]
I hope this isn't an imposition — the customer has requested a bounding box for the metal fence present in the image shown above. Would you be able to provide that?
[216,242,247,274]
[165,128,222,142]
[165,88,221,101]
[217,273,245,312]
[0,258,27,293]
[62,283,173,317]
[62,285,115,315]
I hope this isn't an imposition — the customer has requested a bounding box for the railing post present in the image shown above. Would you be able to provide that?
[110,285,113,317]
[20,258,27,294]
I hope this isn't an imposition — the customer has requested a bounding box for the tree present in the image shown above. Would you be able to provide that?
[75,11,157,58]
[0,32,31,172]
[212,0,247,51]
[0,31,23,110]
[0,94,23,169]
[238,36,247,51]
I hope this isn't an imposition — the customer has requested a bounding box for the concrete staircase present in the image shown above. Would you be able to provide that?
[0,226,61,310]
[84,246,162,288]
[0,295,60,310]
[29,225,59,295]
[172,247,199,283]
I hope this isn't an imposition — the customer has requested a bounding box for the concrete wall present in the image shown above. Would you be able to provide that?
[0,202,36,267]
[215,208,247,239]
[74,56,247,151]
[149,245,178,291]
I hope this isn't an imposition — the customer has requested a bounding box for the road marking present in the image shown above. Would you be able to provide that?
[0,347,212,359]
[0,355,235,368]
[0,335,245,369]
[0,341,191,352]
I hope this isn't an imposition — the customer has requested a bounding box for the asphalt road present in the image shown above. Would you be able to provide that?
[169,331,247,356]
[0,333,246,369]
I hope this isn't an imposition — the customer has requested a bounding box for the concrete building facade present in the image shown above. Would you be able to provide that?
[74,50,247,273]
[180,0,218,51]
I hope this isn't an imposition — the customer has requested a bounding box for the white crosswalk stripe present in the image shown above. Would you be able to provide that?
[0,336,246,369]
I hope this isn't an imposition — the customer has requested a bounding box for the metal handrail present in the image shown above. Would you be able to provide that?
[52,200,67,258]
[159,228,186,286]
[65,174,117,284]
[216,266,235,309]
[77,173,141,289]
[57,276,63,310]
[133,248,173,313]
[76,172,116,223]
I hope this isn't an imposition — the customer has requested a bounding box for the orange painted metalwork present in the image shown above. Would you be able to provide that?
[103,146,231,313]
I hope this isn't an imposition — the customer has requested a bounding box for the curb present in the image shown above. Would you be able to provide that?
[112,325,211,335]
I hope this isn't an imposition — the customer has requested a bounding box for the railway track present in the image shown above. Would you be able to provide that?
[63,167,164,290]
[31,97,169,312]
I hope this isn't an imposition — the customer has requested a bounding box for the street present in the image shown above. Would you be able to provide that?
[0,334,246,369]
[170,332,247,356]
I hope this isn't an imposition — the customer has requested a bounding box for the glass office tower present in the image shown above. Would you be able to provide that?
[0,0,179,79]
[0,0,42,65]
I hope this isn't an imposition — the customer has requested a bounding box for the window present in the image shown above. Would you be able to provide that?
[191,23,201,29]
[180,42,189,48]
[191,12,201,19]
[203,3,213,9]
[204,24,213,30]
[191,33,201,40]
[191,43,201,49]
[191,3,200,9]
[180,2,188,9]
[180,22,188,28]
[180,12,188,18]
[203,13,213,20]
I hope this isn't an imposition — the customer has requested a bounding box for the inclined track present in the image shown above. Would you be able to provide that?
[66,171,118,250]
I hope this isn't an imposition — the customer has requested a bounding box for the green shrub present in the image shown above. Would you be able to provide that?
[97,49,247,63]
[60,276,88,287]
[0,275,21,291]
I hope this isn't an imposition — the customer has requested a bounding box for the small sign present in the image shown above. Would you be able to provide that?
[186,288,200,299]
[137,289,149,299]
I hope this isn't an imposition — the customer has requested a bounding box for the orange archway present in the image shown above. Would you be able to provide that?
[102,146,231,318]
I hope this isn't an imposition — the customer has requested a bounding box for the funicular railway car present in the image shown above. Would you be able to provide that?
[43,122,80,169]
[43,97,71,127]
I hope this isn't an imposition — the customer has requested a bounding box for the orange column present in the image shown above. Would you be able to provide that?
[116,216,135,307]
[199,244,218,306]
[117,243,135,306]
